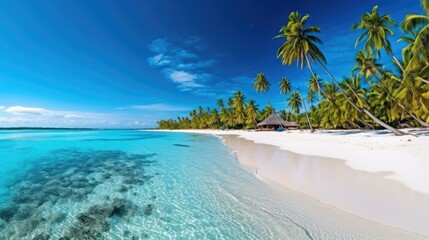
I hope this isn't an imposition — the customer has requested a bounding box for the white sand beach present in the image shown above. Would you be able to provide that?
[164,129,429,237]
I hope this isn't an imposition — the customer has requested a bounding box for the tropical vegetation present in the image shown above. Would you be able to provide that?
[158,1,429,132]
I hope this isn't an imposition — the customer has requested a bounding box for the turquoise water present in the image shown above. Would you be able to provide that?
[0,130,425,240]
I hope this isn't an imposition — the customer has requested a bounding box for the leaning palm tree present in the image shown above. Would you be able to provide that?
[352,50,384,81]
[274,11,325,88]
[275,10,404,135]
[353,51,429,127]
[392,69,429,125]
[398,31,419,64]
[400,0,429,71]
[352,5,396,58]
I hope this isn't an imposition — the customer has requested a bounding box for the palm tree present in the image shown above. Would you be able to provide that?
[351,6,428,128]
[279,76,291,110]
[400,0,429,71]
[275,10,404,135]
[367,76,399,125]
[232,91,246,127]
[352,5,396,58]
[219,108,229,129]
[275,12,326,69]
[308,74,323,104]
[232,91,246,112]
[338,77,368,125]
[398,31,419,64]
[245,100,259,129]
[352,50,384,81]
[208,109,220,129]
[316,81,364,129]
[288,91,301,122]
[224,109,236,129]
[253,73,271,106]
[279,77,291,94]
[392,69,429,126]
[217,99,225,111]
[353,52,429,127]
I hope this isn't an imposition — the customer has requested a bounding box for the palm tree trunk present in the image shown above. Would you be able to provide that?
[347,120,362,129]
[358,118,375,129]
[298,91,314,132]
[315,59,406,136]
[399,103,429,127]
[305,55,325,97]
[305,55,348,113]
[393,56,429,85]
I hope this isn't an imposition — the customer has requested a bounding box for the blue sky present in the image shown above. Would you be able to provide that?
[0,0,424,128]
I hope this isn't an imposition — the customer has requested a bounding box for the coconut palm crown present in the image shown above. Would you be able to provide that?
[253,73,271,93]
[274,11,326,69]
[352,5,396,58]
[400,0,429,70]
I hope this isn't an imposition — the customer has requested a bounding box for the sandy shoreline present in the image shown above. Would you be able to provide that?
[155,129,429,237]
[168,129,429,194]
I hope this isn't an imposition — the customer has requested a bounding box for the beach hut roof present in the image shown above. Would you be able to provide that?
[257,113,299,127]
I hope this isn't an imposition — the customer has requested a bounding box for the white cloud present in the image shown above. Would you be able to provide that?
[169,70,205,88]
[120,103,190,112]
[148,53,171,66]
[5,105,52,115]
[0,106,5,110]
[170,70,196,82]
[0,105,129,128]
[0,104,173,128]
[147,37,215,92]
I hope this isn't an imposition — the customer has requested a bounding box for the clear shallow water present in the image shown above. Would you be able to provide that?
[0,130,426,240]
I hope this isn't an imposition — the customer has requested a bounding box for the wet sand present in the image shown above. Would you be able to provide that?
[221,135,429,237]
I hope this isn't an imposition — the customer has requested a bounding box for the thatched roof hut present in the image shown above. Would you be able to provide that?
[257,113,299,131]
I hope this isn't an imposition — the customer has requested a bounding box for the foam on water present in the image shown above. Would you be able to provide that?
[0,130,426,239]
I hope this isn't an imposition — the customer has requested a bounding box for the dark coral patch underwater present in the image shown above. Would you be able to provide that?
[0,149,158,239]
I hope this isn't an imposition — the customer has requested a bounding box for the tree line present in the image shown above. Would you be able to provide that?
[158,1,429,134]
